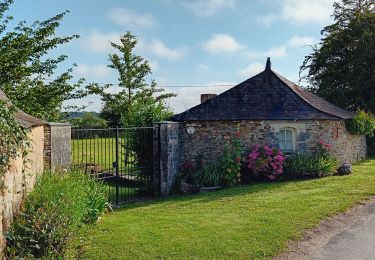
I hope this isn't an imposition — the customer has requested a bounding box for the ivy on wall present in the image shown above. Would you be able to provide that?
[0,100,30,182]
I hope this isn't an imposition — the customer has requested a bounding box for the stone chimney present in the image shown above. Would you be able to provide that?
[201,93,217,103]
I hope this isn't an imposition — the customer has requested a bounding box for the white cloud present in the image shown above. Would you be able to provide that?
[238,62,264,78]
[287,36,317,47]
[84,30,120,54]
[264,46,287,57]
[246,46,287,59]
[197,64,210,71]
[184,0,236,16]
[108,8,157,28]
[166,82,234,113]
[256,13,278,27]
[257,0,334,26]
[148,60,159,71]
[148,39,186,60]
[83,31,186,61]
[281,0,334,24]
[202,34,245,54]
[74,64,112,79]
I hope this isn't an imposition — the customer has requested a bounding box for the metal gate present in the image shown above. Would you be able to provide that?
[71,126,157,205]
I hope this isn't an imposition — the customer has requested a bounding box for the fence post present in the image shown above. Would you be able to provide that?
[115,126,120,205]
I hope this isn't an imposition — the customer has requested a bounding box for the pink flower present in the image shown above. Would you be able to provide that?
[268,175,276,180]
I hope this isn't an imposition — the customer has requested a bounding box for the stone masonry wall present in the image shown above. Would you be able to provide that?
[43,123,71,172]
[153,122,179,196]
[0,125,44,257]
[178,120,366,167]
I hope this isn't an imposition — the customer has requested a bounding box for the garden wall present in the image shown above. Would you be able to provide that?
[178,120,366,166]
[0,125,44,256]
[155,119,366,195]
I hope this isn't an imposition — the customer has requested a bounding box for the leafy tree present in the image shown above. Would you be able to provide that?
[69,112,107,128]
[0,0,87,121]
[90,32,176,127]
[300,0,375,113]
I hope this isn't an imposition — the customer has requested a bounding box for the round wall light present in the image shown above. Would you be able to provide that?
[186,126,195,135]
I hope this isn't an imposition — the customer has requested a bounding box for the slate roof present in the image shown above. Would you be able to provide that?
[0,88,47,127]
[171,58,354,121]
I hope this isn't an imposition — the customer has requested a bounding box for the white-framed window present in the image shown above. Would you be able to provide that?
[279,129,295,153]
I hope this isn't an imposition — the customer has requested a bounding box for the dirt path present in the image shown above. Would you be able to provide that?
[276,197,375,260]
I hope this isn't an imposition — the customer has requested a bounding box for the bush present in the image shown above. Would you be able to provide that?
[178,131,242,188]
[244,145,286,181]
[283,153,338,179]
[346,110,375,137]
[6,171,109,258]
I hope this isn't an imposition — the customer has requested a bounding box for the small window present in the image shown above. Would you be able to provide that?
[279,129,294,152]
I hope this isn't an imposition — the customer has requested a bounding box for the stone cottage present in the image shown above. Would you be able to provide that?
[170,58,366,166]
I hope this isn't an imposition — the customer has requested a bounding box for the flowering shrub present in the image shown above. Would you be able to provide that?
[245,145,286,181]
[220,131,242,186]
[317,139,332,158]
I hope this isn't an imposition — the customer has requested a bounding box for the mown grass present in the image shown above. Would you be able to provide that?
[68,159,375,259]
[72,138,117,170]
[72,138,136,170]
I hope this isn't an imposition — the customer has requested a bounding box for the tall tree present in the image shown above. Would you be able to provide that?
[300,0,375,113]
[0,0,87,121]
[91,32,176,127]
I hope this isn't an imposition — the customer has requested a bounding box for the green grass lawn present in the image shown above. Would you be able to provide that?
[69,159,375,259]
[72,138,137,171]
[72,138,118,170]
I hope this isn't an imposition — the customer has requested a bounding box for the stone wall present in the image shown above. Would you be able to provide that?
[0,125,45,256]
[152,119,366,195]
[178,120,366,166]
[153,122,179,196]
[43,123,71,171]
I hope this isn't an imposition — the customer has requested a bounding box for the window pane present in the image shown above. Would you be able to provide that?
[285,140,292,151]
[286,130,292,140]
[279,140,285,150]
[279,130,286,141]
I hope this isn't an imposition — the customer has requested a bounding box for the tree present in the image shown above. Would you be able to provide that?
[0,0,87,121]
[69,112,107,128]
[300,0,375,113]
[90,32,176,127]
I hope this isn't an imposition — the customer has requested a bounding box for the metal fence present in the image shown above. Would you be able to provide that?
[71,126,157,205]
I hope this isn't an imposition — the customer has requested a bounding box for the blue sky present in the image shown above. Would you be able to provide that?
[11,0,335,113]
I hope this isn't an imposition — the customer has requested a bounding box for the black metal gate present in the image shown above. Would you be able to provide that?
[71,126,157,205]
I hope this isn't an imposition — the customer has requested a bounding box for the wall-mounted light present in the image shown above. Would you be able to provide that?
[186,126,195,135]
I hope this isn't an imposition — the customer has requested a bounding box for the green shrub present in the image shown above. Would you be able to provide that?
[283,153,339,179]
[6,171,108,258]
[346,110,375,137]
[178,131,242,188]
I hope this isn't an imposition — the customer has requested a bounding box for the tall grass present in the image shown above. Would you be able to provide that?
[6,170,109,258]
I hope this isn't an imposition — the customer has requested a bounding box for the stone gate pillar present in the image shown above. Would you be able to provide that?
[44,123,71,171]
[153,121,180,196]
